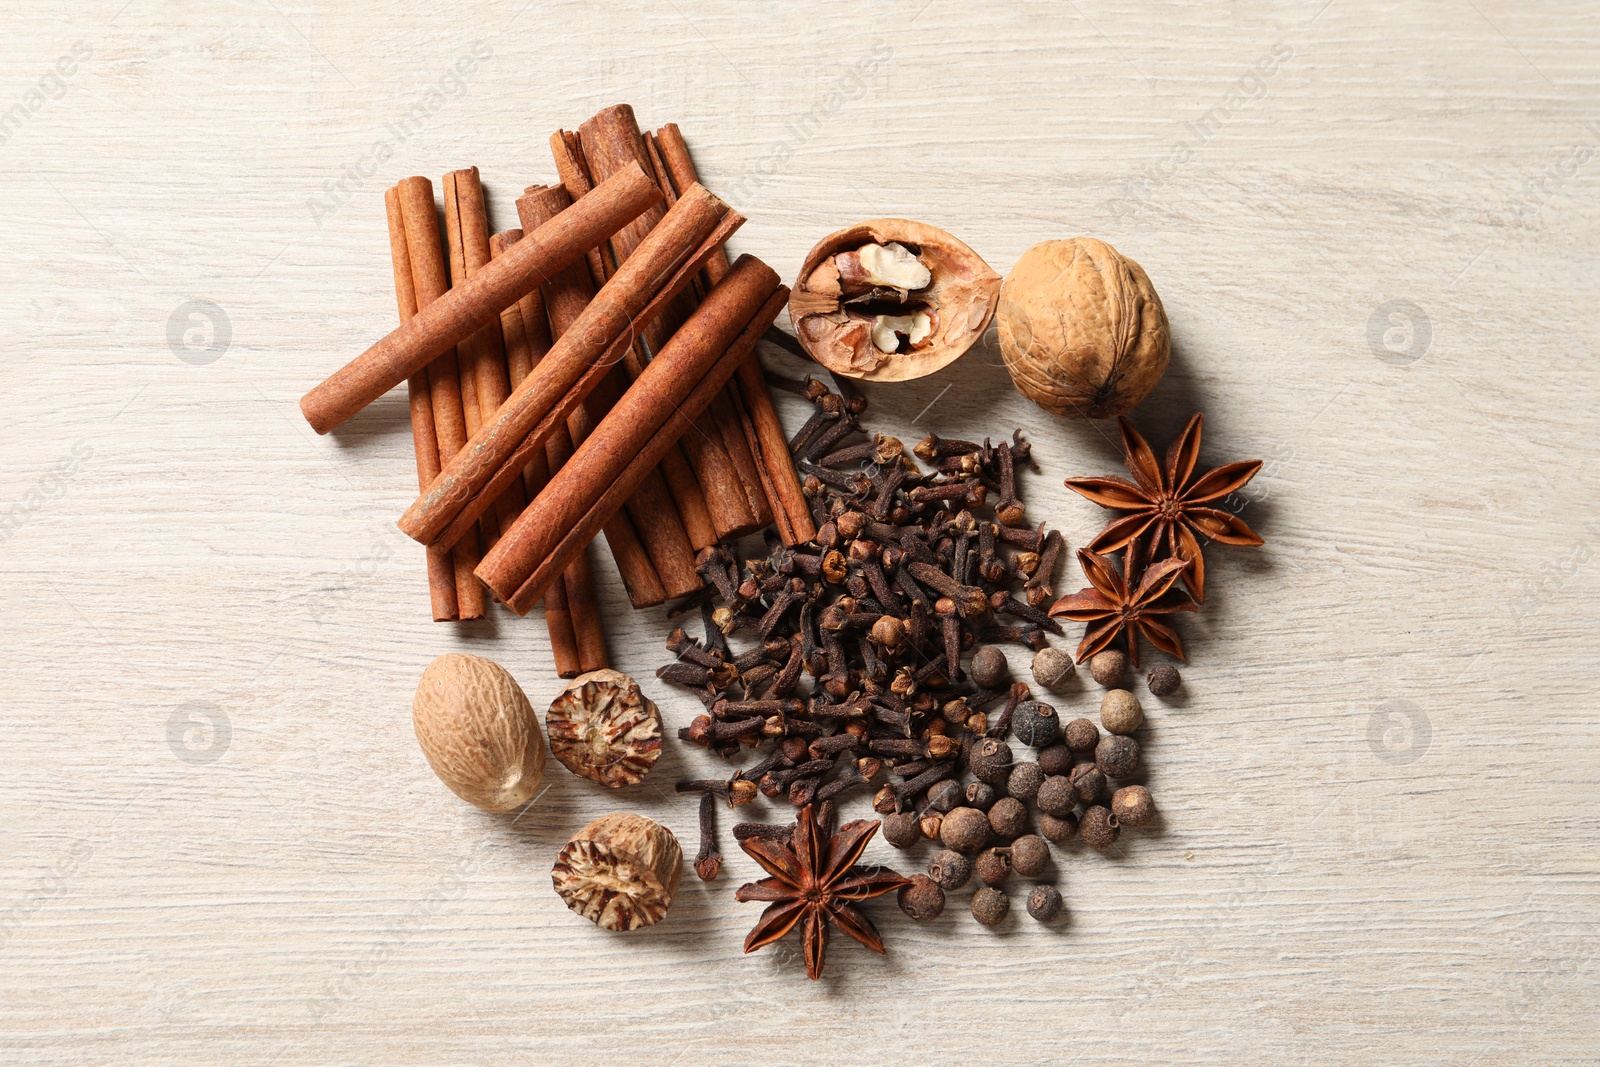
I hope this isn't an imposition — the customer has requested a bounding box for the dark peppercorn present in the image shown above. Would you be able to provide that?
[1038,742,1073,777]
[969,645,1010,689]
[898,875,946,921]
[975,847,1013,886]
[988,796,1028,840]
[1035,775,1077,818]
[924,778,964,813]
[1069,762,1109,805]
[1012,701,1061,748]
[1112,784,1155,826]
[1010,834,1049,877]
[1064,717,1100,753]
[969,739,1014,785]
[1007,761,1045,803]
[971,886,1010,927]
[883,810,920,849]
[1147,663,1181,697]
[1040,811,1078,843]
[1081,805,1120,848]
[1095,734,1141,779]
[964,781,999,811]
[940,807,991,853]
[928,848,973,890]
[1089,648,1126,686]
[1026,883,1063,922]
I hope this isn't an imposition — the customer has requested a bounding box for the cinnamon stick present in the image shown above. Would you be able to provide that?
[486,269,790,613]
[301,162,661,434]
[395,177,485,618]
[518,185,694,608]
[384,184,458,622]
[399,182,743,558]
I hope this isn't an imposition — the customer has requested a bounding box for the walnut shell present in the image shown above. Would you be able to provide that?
[412,653,546,813]
[997,238,1170,419]
[552,813,682,931]
[789,219,1000,382]
[546,669,662,788]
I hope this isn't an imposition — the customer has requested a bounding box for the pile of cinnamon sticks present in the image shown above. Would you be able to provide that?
[301,106,814,675]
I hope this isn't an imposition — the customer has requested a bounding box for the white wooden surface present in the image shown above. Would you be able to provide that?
[1,2,1596,1063]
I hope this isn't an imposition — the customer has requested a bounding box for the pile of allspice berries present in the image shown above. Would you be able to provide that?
[891,646,1177,928]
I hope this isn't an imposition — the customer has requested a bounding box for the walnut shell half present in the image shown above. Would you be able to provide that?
[546,669,662,788]
[997,238,1169,419]
[789,219,1000,382]
[552,813,682,931]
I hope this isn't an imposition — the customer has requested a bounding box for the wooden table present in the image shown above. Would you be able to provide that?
[2,2,1595,1063]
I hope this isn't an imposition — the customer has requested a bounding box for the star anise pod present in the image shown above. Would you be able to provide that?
[1065,413,1262,603]
[734,804,909,980]
[1049,548,1197,667]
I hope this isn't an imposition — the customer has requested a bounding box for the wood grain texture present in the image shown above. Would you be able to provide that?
[0,2,1596,1064]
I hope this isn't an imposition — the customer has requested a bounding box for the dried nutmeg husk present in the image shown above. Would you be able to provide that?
[789,219,1000,382]
[997,238,1169,419]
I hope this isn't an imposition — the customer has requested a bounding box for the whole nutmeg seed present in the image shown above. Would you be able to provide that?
[1038,742,1074,777]
[1040,811,1079,843]
[1089,649,1127,687]
[882,810,921,849]
[1008,761,1046,803]
[997,238,1169,419]
[1035,775,1077,818]
[790,219,1000,382]
[552,813,682,931]
[546,669,663,787]
[988,796,1029,840]
[971,886,1010,927]
[1147,663,1182,697]
[1027,883,1064,922]
[1069,762,1109,806]
[1012,701,1061,748]
[1031,647,1075,689]
[975,847,1013,887]
[1096,735,1141,779]
[969,738,1015,786]
[1099,689,1145,736]
[1064,717,1101,753]
[924,778,965,814]
[1080,805,1121,849]
[1010,834,1050,878]
[412,653,546,813]
[969,645,1010,689]
[939,806,991,854]
[964,781,999,811]
[1112,784,1156,827]
[928,848,974,890]
[898,875,946,922]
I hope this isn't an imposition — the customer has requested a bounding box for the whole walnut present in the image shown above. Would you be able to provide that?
[997,238,1169,419]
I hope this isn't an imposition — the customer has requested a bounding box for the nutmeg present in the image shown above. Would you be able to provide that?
[789,219,1000,382]
[997,238,1169,419]
[551,813,682,931]
[546,669,663,787]
[411,654,546,813]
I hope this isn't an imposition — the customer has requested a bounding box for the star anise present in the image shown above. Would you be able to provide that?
[1065,413,1262,603]
[1049,548,1197,666]
[734,804,909,980]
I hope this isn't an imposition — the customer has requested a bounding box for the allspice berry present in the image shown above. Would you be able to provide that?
[1069,762,1109,805]
[970,645,1010,689]
[1035,775,1077,818]
[1112,784,1155,826]
[1100,689,1144,736]
[1040,811,1078,843]
[925,778,964,813]
[1031,647,1074,689]
[1038,742,1073,777]
[1148,663,1181,697]
[971,886,1010,927]
[898,875,946,922]
[1007,761,1045,803]
[1012,701,1061,748]
[882,810,920,849]
[1010,834,1049,877]
[988,796,1029,840]
[919,811,945,840]
[1064,717,1100,753]
[928,848,974,890]
[1080,805,1121,849]
[964,781,999,811]
[1027,883,1063,923]
[940,806,991,854]
[1095,734,1141,779]
[969,738,1015,785]
[975,847,1013,886]
[1089,648,1126,686]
